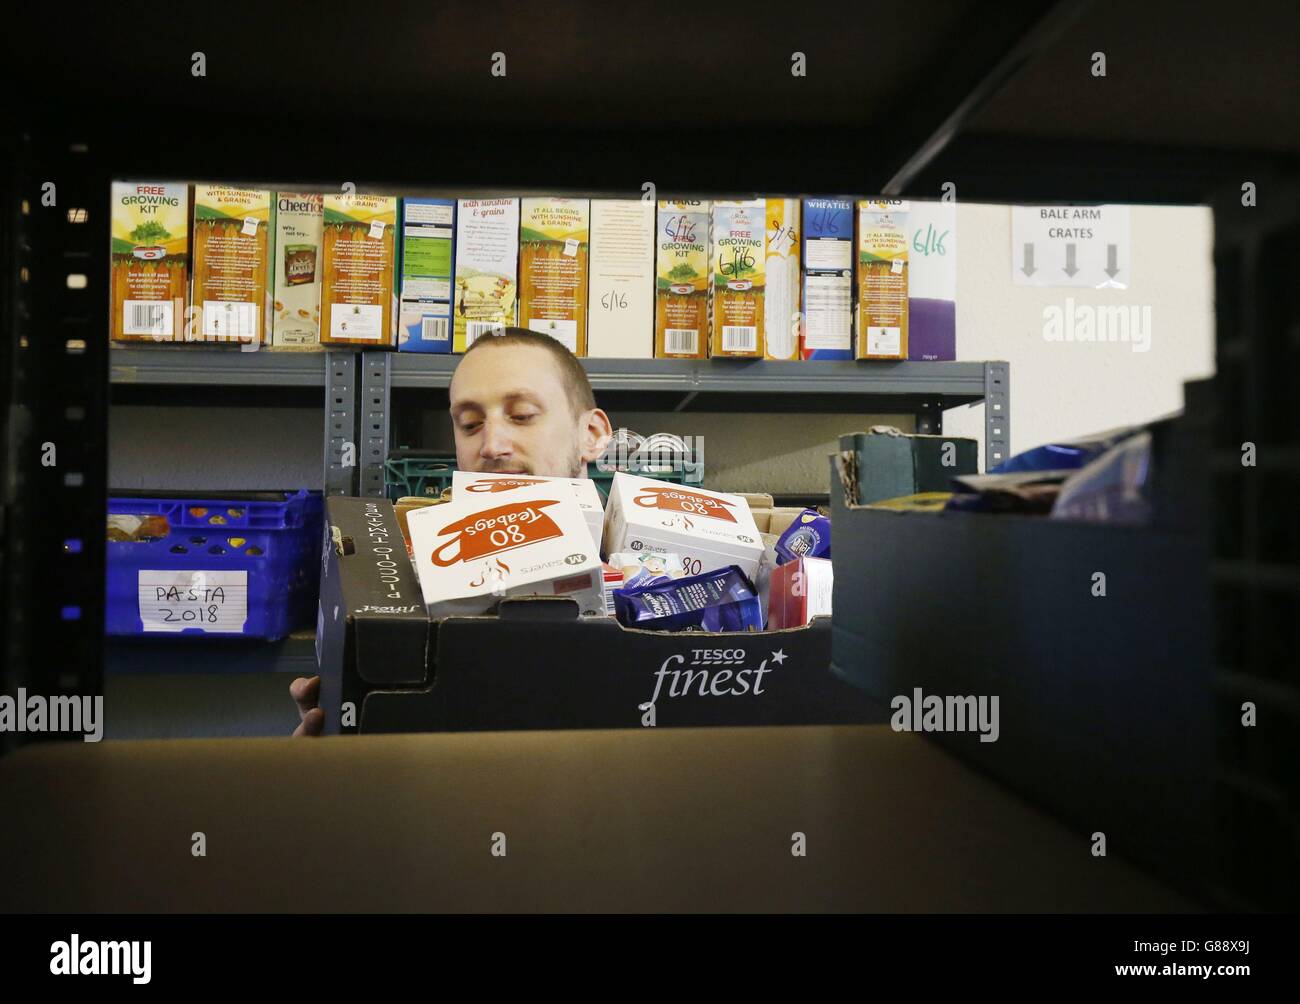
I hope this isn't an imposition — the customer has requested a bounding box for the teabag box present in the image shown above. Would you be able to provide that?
[602,472,764,583]
[450,470,604,554]
[407,482,604,619]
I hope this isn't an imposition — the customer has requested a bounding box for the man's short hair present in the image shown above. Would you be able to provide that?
[463,327,597,417]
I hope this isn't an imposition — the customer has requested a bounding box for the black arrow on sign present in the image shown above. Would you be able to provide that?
[1021,243,1037,277]
[1103,243,1120,279]
[1063,243,1078,278]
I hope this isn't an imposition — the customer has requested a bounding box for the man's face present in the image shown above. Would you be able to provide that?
[449,343,602,478]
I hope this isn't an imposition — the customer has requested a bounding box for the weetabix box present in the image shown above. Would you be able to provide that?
[602,472,763,582]
[710,200,766,358]
[764,198,801,360]
[654,200,710,359]
[407,481,604,619]
[453,197,520,352]
[398,198,456,353]
[800,197,854,360]
[519,197,589,355]
[320,194,398,347]
[110,182,190,343]
[272,192,323,349]
[587,199,655,359]
[188,186,273,344]
[451,470,604,553]
[856,200,910,360]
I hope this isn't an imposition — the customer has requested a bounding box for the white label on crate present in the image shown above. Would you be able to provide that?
[137,569,248,634]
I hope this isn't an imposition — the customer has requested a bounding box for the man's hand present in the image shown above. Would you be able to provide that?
[290,676,324,737]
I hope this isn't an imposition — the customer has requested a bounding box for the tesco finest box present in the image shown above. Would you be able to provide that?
[407,481,604,618]
[602,472,764,581]
[450,470,604,553]
[361,601,886,733]
[315,496,430,736]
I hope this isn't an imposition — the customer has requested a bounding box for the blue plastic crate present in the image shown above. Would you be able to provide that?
[106,490,324,640]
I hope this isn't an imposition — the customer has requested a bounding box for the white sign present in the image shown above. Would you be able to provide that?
[1011,204,1130,289]
[137,569,248,633]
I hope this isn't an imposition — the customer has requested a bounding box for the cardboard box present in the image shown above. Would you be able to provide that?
[519,197,589,355]
[271,192,324,349]
[315,496,430,736]
[769,556,833,630]
[110,182,189,342]
[188,185,272,344]
[320,194,398,346]
[450,470,604,554]
[800,197,854,359]
[587,199,655,358]
[844,428,978,504]
[394,495,451,555]
[654,200,710,358]
[908,200,957,361]
[602,472,763,581]
[407,481,603,619]
[453,197,520,352]
[710,199,766,357]
[398,197,455,353]
[764,197,801,360]
[855,200,909,360]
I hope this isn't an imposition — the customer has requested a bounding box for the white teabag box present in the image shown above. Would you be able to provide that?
[450,471,604,554]
[408,482,604,619]
[602,472,764,582]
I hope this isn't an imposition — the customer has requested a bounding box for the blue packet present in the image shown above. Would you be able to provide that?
[613,565,763,632]
[774,509,831,565]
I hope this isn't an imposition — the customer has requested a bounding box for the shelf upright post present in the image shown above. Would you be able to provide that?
[983,360,1010,471]
[359,351,391,498]
[324,351,357,496]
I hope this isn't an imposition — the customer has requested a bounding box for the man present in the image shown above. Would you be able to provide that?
[289,329,613,736]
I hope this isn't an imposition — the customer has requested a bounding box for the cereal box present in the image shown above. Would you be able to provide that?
[710,199,766,358]
[654,200,710,358]
[763,198,801,359]
[519,197,589,355]
[856,199,909,359]
[587,199,655,358]
[800,197,854,359]
[271,192,323,348]
[398,197,455,353]
[453,197,520,352]
[320,194,398,346]
[110,182,189,342]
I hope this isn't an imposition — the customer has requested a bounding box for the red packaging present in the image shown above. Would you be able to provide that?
[768,556,834,630]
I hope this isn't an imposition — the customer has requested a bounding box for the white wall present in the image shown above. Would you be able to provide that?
[943,202,1216,470]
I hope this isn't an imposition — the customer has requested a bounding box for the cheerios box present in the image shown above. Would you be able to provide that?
[602,472,763,582]
[450,471,604,553]
[407,482,604,619]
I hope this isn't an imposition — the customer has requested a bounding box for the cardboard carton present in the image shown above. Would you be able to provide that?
[450,470,604,553]
[407,482,603,618]
[769,555,833,629]
[764,198,801,359]
[189,185,272,344]
[602,472,763,581]
[908,200,957,361]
